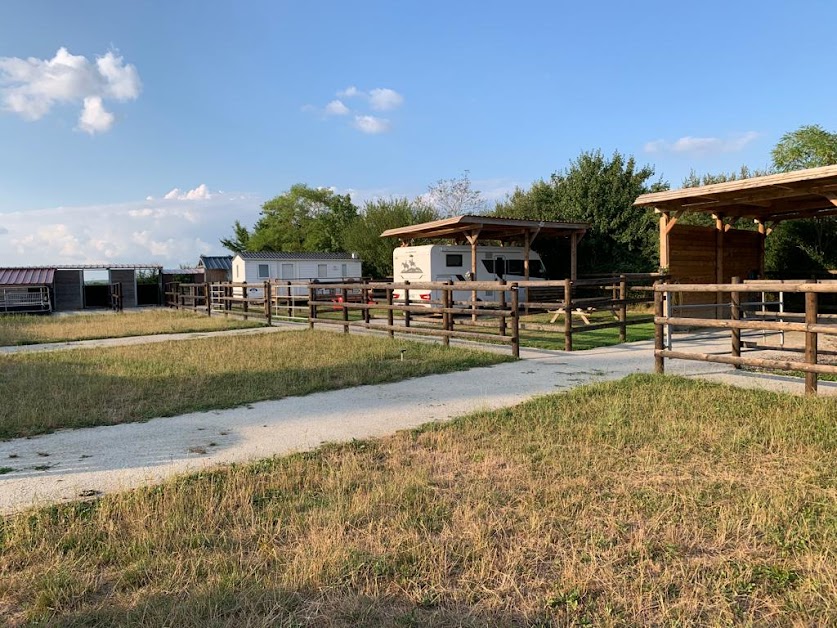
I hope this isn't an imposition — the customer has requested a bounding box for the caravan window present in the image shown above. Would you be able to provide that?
[481,259,495,273]
[445,254,463,267]
[507,260,524,275]
[258,264,270,278]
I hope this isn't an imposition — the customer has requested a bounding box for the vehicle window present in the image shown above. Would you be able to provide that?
[258,264,269,278]
[507,260,524,275]
[446,254,463,267]
[481,259,494,273]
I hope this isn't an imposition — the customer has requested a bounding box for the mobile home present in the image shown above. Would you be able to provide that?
[231,252,363,297]
[392,244,546,304]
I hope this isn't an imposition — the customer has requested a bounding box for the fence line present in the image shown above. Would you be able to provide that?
[163,273,664,355]
[654,278,837,395]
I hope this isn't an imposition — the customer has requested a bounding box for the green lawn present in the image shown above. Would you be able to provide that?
[0,310,263,346]
[0,330,510,439]
[2,375,836,625]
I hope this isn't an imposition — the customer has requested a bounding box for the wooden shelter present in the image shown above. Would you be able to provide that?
[380,215,588,281]
[634,165,837,286]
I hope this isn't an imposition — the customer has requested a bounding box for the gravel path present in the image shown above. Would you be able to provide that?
[2,332,835,514]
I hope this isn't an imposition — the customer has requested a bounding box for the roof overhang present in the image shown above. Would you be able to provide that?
[380,215,588,242]
[634,165,837,222]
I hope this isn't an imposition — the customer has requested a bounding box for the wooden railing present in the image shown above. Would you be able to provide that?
[654,279,837,395]
[163,273,664,356]
[308,280,521,357]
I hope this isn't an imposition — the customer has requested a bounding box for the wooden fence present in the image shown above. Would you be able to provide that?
[654,279,837,395]
[164,273,663,356]
[109,282,124,312]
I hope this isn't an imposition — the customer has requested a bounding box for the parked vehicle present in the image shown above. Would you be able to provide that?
[391,244,546,305]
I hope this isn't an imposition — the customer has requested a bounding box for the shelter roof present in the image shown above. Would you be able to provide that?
[380,215,588,241]
[237,252,359,261]
[634,165,837,222]
[0,267,55,286]
[198,255,233,270]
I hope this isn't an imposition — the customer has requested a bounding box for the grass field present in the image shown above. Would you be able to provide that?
[0,330,510,440]
[0,310,263,346]
[2,375,836,625]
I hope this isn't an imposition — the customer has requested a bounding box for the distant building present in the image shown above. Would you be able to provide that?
[232,252,363,284]
[197,255,233,282]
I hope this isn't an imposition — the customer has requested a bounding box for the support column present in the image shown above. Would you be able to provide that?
[569,232,578,280]
[756,220,766,278]
[714,214,725,318]
[523,229,530,313]
[465,230,481,323]
[659,211,670,271]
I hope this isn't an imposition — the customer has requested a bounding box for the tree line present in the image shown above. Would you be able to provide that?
[222,124,837,279]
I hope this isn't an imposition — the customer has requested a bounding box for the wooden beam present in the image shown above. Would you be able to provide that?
[715,214,725,317]
[756,220,766,277]
[570,232,578,280]
[659,211,670,271]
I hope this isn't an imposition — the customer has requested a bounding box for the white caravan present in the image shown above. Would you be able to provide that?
[391,244,546,304]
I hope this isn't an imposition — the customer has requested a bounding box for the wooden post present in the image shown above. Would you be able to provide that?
[805,289,818,395]
[363,284,371,323]
[264,281,272,326]
[618,274,627,343]
[654,286,665,374]
[757,220,766,278]
[714,214,725,319]
[523,229,530,315]
[404,281,411,328]
[442,283,450,347]
[241,281,248,318]
[308,284,316,329]
[341,286,349,334]
[731,276,741,367]
[466,230,480,323]
[386,286,394,338]
[287,282,293,319]
[205,282,211,317]
[510,283,520,358]
[659,212,670,271]
[498,279,507,337]
[563,277,573,352]
[570,232,578,280]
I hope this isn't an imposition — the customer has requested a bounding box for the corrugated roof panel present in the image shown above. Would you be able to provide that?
[199,255,233,270]
[0,267,55,285]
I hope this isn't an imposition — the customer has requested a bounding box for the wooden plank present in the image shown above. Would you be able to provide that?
[657,349,837,376]
[805,291,818,395]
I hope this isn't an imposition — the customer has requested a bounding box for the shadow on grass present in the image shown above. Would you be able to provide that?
[42,586,543,627]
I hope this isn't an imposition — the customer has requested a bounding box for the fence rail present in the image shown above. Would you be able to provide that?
[654,278,837,395]
[164,273,664,355]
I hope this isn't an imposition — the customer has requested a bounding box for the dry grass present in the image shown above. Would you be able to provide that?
[2,375,837,625]
[0,310,263,346]
[0,330,509,440]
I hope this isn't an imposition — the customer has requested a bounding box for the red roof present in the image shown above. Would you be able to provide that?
[0,268,55,286]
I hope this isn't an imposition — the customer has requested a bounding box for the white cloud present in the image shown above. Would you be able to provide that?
[0,47,141,133]
[644,131,760,155]
[77,96,114,134]
[353,115,391,134]
[163,183,211,200]
[324,99,349,116]
[0,191,261,266]
[368,88,403,111]
[337,85,359,98]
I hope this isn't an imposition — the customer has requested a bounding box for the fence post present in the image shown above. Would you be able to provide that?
[498,279,507,337]
[730,276,741,366]
[241,281,248,318]
[654,285,665,374]
[205,282,211,317]
[341,286,349,334]
[805,289,818,395]
[618,274,627,344]
[264,281,272,325]
[404,281,411,328]
[442,281,453,347]
[510,283,520,358]
[287,282,293,319]
[363,283,371,323]
[308,284,316,329]
[563,277,573,352]
[387,287,394,338]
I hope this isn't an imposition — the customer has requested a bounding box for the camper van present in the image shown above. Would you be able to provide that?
[391,244,546,305]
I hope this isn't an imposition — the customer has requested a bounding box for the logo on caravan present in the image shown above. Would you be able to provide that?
[400,256,424,279]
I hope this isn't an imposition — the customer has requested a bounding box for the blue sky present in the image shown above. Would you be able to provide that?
[1,1,836,265]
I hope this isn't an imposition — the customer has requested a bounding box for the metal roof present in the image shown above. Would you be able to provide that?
[634,164,837,222]
[198,255,233,271]
[0,267,56,286]
[380,215,588,241]
[162,268,205,275]
[237,251,360,261]
[0,264,162,270]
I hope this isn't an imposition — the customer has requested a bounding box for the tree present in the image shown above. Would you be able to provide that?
[220,220,251,254]
[223,184,358,254]
[494,150,666,274]
[342,197,439,278]
[425,171,486,217]
[772,124,837,172]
